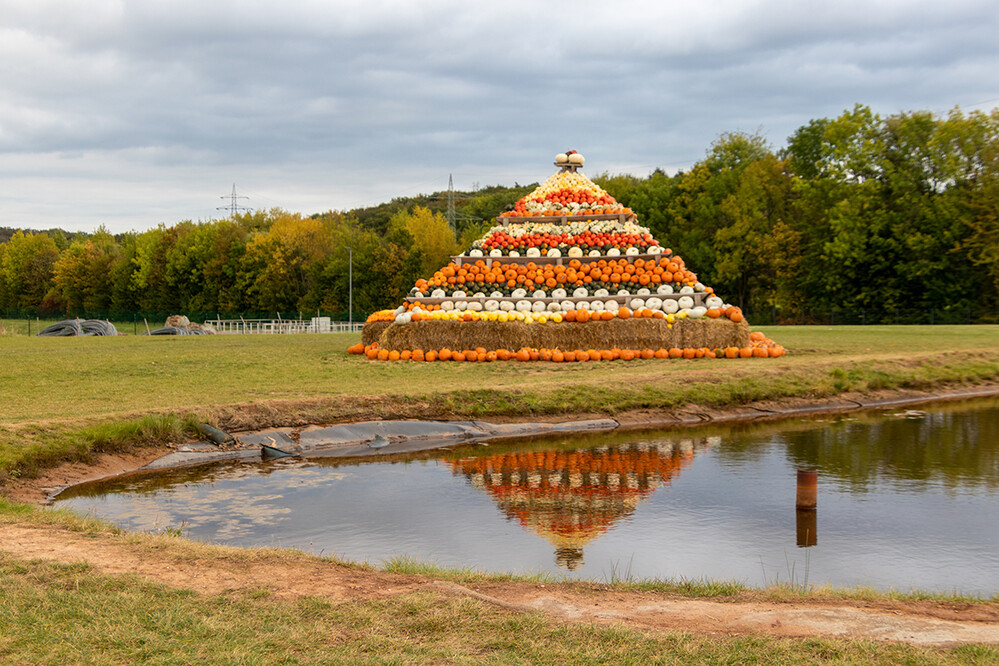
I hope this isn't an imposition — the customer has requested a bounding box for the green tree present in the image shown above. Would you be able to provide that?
[388,206,459,280]
[0,231,60,309]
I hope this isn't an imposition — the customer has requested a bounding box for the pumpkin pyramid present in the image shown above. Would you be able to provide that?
[355,152,784,360]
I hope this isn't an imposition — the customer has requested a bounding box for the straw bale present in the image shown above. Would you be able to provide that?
[376,317,749,352]
[361,321,391,346]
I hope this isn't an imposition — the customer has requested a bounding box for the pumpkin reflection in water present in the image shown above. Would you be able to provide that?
[446,439,706,569]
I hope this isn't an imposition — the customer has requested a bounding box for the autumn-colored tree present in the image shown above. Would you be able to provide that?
[388,206,460,280]
[0,231,60,309]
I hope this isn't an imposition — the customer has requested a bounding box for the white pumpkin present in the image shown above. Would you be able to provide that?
[590,300,605,312]
[533,290,547,299]
[551,288,567,299]
[680,286,694,294]
[508,250,520,257]
[594,288,609,297]
[573,287,589,297]
[560,300,575,311]
[452,290,467,298]
[648,246,663,255]
[607,247,621,256]
[512,288,527,298]
[645,297,663,311]
[489,249,502,257]
[490,291,504,298]
[547,248,561,258]
[689,306,707,319]
[706,296,724,309]
[467,301,483,312]
[576,301,590,310]
[616,289,630,296]
[637,288,651,296]
[526,247,541,257]
[546,301,562,312]
[395,312,412,324]
[663,299,679,314]
[630,298,646,310]
[455,300,468,311]
[499,301,515,312]
[394,305,406,315]
[431,289,446,298]
[516,300,532,312]
[678,296,694,310]
[485,300,500,312]
[568,152,585,165]
[568,246,583,257]
[657,284,674,295]
[469,249,483,257]
[625,247,639,256]
[532,301,546,312]
[588,250,601,257]
[555,152,569,164]
[604,300,619,311]
[441,301,455,311]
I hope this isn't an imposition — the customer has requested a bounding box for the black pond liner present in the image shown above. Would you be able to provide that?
[146,326,208,335]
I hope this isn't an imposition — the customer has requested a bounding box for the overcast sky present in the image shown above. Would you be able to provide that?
[3,0,997,233]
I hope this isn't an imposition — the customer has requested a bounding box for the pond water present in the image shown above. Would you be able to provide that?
[54,398,999,595]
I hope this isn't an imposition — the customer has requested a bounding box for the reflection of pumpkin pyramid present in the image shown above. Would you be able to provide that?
[358,152,784,358]
[445,439,703,569]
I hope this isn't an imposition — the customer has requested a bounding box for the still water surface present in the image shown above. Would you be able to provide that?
[55,399,999,594]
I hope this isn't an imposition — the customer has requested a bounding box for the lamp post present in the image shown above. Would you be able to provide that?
[346,246,353,329]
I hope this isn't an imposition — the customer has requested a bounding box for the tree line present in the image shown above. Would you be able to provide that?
[2,104,997,323]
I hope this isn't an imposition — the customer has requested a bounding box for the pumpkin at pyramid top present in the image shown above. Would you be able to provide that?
[355,152,785,361]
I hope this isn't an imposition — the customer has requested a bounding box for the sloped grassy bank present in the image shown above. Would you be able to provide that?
[2,326,999,486]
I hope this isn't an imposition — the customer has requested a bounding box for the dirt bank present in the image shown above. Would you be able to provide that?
[1,521,997,646]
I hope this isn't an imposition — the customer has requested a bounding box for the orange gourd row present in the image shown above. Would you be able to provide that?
[418,256,700,291]
[347,339,785,361]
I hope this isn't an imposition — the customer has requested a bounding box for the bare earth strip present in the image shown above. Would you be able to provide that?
[2,522,997,646]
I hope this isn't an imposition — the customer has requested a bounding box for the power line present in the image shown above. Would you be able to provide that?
[217,183,251,217]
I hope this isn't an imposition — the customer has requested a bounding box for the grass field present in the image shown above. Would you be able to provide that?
[2,325,998,480]
[2,325,999,662]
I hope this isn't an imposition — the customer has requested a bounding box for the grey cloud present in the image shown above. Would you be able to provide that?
[1,0,997,231]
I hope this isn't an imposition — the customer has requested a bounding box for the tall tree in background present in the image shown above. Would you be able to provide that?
[388,206,460,280]
[0,231,59,309]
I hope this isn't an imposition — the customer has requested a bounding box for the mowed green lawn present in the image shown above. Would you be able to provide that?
[1,325,998,425]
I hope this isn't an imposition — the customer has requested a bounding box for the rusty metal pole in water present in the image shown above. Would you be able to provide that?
[796,469,817,509]
[796,469,817,547]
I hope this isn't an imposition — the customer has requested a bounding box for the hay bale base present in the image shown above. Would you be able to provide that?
[376,317,749,352]
[361,321,391,347]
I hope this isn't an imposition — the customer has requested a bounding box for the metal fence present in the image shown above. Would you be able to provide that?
[2,308,367,336]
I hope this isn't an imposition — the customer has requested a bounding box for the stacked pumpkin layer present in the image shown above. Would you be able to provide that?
[356,153,783,361]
